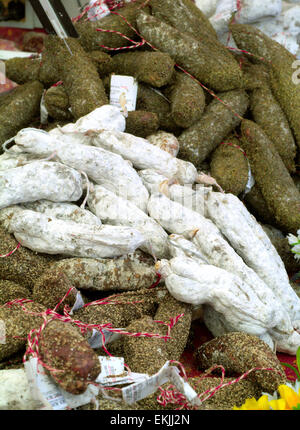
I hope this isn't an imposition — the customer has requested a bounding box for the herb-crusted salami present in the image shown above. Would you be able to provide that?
[39,320,101,394]
[136,11,243,92]
[0,82,44,148]
[47,251,157,292]
[112,51,175,87]
[178,90,249,167]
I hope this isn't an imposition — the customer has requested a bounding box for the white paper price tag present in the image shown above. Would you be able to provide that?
[122,361,171,404]
[24,358,68,410]
[110,75,138,112]
[88,328,122,349]
[121,361,201,406]
[70,291,85,314]
[98,356,125,379]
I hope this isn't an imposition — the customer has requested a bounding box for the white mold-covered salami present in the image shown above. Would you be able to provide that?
[205,191,300,322]
[0,369,40,410]
[60,105,126,134]
[160,257,300,354]
[167,183,207,216]
[202,304,276,351]
[147,192,217,236]
[49,105,126,146]
[9,209,145,258]
[22,201,101,226]
[0,161,83,210]
[156,257,276,336]
[87,185,169,259]
[93,130,198,184]
[168,234,208,264]
[146,131,180,157]
[138,169,175,195]
[148,194,292,333]
[14,128,149,212]
[0,145,38,171]
[203,304,300,355]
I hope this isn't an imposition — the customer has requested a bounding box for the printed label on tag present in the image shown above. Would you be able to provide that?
[88,1,110,21]
[122,361,171,404]
[88,328,122,349]
[98,356,125,379]
[60,384,99,409]
[70,292,85,314]
[24,358,68,410]
[110,75,138,112]
[121,361,201,406]
[169,367,201,406]
[100,372,149,387]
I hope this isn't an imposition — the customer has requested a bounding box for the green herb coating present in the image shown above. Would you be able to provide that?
[210,137,249,196]
[231,23,300,151]
[136,11,243,92]
[125,110,159,137]
[195,332,287,394]
[75,2,149,52]
[0,280,31,306]
[47,36,108,120]
[0,302,45,361]
[165,71,206,128]
[112,50,175,87]
[154,292,192,361]
[250,85,296,173]
[0,226,58,290]
[149,0,218,41]
[39,319,101,394]
[241,119,300,234]
[123,315,169,375]
[0,81,44,149]
[44,85,73,121]
[178,89,249,166]
[137,83,182,133]
[5,57,40,85]
[32,269,78,313]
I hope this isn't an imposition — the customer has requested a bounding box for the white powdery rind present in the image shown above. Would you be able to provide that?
[9,209,145,259]
[138,169,174,195]
[148,193,293,335]
[146,131,180,158]
[205,191,300,322]
[87,185,169,259]
[157,257,277,336]
[22,201,102,226]
[14,128,149,212]
[147,192,216,235]
[93,130,198,184]
[167,234,208,265]
[0,145,38,171]
[0,161,83,210]
[202,304,276,351]
[0,369,40,410]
